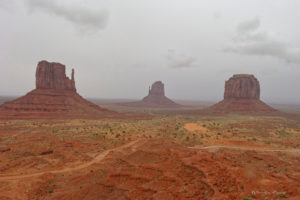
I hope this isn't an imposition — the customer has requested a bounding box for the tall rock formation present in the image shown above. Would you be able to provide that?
[147,81,165,96]
[0,61,113,119]
[209,74,276,114]
[224,74,260,100]
[120,81,182,108]
[36,61,76,91]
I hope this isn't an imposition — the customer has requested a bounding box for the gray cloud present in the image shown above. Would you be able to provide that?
[213,11,222,20]
[26,0,108,32]
[0,0,15,10]
[237,18,260,33]
[166,50,196,69]
[0,0,8,7]
[225,18,300,64]
[1,0,300,103]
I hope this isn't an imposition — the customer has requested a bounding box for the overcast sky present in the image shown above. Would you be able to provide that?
[1,0,300,104]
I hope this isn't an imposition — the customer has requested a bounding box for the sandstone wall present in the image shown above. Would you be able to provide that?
[36,61,76,91]
[224,74,260,99]
[148,81,165,96]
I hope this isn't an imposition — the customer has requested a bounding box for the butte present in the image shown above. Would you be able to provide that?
[209,74,277,114]
[120,81,182,108]
[0,61,114,119]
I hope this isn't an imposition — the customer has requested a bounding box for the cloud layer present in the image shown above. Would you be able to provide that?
[237,18,260,33]
[166,50,196,69]
[225,18,300,64]
[26,0,108,32]
[0,0,15,10]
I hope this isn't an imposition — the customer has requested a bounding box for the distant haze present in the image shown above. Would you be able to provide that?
[1,0,300,104]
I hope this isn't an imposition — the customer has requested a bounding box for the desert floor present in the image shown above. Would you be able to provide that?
[0,101,299,200]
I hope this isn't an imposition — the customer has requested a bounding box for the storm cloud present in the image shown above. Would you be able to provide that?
[26,0,108,32]
[225,18,300,64]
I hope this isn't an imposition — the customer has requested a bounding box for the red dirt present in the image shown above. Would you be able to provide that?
[1,139,299,200]
[0,89,115,119]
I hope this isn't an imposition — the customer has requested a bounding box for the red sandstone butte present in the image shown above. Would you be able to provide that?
[209,74,277,114]
[120,81,182,108]
[0,61,113,119]
[36,61,76,91]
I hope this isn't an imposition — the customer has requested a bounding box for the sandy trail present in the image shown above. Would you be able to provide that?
[189,145,300,153]
[0,140,299,181]
[0,139,141,181]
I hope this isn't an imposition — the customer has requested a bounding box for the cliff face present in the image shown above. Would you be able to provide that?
[140,81,181,107]
[224,74,260,100]
[210,74,276,114]
[148,81,165,96]
[36,61,76,91]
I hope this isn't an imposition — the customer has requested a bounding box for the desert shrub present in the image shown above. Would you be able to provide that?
[241,198,250,200]
[279,194,287,199]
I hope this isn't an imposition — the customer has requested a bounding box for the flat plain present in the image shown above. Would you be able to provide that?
[0,98,299,199]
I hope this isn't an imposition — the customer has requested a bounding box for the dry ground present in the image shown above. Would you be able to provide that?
[0,110,300,199]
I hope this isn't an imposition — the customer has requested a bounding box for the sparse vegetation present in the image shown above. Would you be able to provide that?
[0,112,299,199]
[279,194,287,199]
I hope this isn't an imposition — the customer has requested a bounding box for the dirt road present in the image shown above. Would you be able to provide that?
[0,139,142,181]
[189,145,300,153]
[0,140,299,181]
